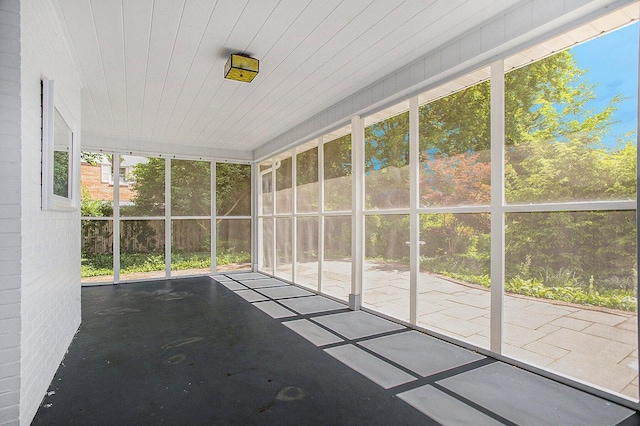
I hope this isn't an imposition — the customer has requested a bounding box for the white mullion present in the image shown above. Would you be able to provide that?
[211,162,217,273]
[363,208,413,215]
[490,60,506,354]
[165,157,171,278]
[292,148,297,283]
[415,205,491,214]
[350,115,364,310]
[113,153,120,284]
[116,216,167,221]
[319,210,351,217]
[409,96,419,325]
[504,200,636,212]
[293,212,321,218]
[318,137,325,293]
[169,215,213,220]
[214,215,252,220]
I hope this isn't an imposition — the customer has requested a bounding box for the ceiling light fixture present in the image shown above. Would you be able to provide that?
[224,53,259,83]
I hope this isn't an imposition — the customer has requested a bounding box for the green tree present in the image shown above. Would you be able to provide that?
[125,158,165,216]
[53,151,70,197]
[216,163,251,217]
[365,47,636,298]
[127,159,252,218]
[502,52,636,289]
[363,51,619,160]
[171,159,211,216]
[324,134,352,211]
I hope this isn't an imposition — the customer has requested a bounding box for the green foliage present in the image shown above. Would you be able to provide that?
[324,134,352,211]
[80,187,114,257]
[505,210,636,285]
[324,134,352,180]
[53,151,70,197]
[275,157,293,192]
[125,158,166,216]
[81,250,251,277]
[324,217,352,259]
[216,163,251,216]
[120,253,164,272]
[171,159,211,216]
[365,215,410,260]
[423,256,637,312]
[409,48,636,312]
[81,254,114,277]
[504,276,636,312]
[216,248,251,266]
[420,80,491,154]
[80,151,104,166]
[365,111,409,169]
[296,148,319,186]
[170,252,211,270]
[81,186,113,217]
[421,255,489,280]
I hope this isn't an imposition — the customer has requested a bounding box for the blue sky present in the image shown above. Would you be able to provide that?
[569,22,638,146]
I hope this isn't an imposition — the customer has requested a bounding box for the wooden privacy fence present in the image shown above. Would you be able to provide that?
[81,219,212,255]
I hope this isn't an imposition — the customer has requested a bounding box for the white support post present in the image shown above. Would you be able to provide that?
[271,158,277,276]
[252,162,259,272]
[409,96,420,325]
[350,115,364,310]
[292,148,298,283]
[318,138,325,293]
[113,153,120,284]
[636,24,640,397]
[165,157,171,278]
[490,60,506,354]
[211,161,217,273]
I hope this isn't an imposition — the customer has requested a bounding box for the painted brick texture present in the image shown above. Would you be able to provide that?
[17,0,82,424]
[0,0,22,424]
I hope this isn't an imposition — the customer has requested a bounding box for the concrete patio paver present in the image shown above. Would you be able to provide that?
[540,327,634,362]
[549,316,592,331]
[568,309,628,326]
[503,344,555,367]
[522,340,570,360]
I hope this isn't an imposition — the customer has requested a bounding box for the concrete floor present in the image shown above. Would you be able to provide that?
[33,275,639,425]
[33,276,429,425]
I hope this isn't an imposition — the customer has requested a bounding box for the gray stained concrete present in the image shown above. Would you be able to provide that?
[34,275,639,425]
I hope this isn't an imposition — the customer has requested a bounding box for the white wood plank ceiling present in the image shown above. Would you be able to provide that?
[55,0,524,158]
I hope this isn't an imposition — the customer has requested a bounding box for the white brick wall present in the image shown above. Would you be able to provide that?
[254,0,634,159]
[0,0,22,424]
[18,0,82,424]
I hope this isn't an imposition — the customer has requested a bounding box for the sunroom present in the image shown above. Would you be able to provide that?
[2,0,640,424]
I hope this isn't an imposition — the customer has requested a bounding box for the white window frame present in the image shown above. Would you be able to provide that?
[101,163,131,186]
[41,78,80,212]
